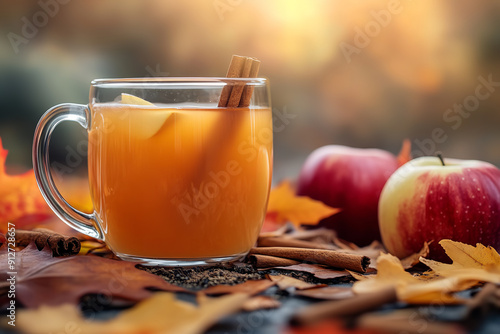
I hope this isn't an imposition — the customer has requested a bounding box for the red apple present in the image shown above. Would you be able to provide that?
[296,142,410,246]
[379,156,500,261]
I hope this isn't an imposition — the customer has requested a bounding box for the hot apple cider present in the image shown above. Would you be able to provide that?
[88,102,273,259]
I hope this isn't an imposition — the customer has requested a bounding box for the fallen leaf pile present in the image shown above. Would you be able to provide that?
[18,292,249,334]
[253,224,428,279]
[351,239,500,304]
[420,239,500,278]
[0,243,186,308]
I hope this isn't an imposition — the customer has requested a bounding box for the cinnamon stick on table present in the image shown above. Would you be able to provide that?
[248,254,300,269]
[291,287,398,327]
[357,312,466,334]
[249,247,370,272]
[15,228,81,256]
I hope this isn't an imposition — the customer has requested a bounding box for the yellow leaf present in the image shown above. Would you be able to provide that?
[418,239,500,289]
[352,253,463,304]
[265,180,340,228]
[353,240,500,305]
[18,292,249,334]
[352,253,420,295]
[420,239,500,274]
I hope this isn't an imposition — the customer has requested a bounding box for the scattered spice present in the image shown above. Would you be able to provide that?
[142,263,263,290]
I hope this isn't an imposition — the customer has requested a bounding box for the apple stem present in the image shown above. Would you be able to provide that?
[437,153,446,166]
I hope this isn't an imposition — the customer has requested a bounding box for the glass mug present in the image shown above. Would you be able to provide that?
[33,78,273,266]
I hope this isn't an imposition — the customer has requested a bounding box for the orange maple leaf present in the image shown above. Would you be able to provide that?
[0,138,52,230]
[263,180,340,231]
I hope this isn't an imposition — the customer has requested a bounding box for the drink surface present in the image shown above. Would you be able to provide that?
[88,103,273,258]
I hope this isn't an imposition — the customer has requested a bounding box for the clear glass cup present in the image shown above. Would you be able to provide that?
[33,77,273,266]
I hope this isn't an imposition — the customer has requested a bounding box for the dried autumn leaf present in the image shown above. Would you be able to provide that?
[294,286,354,300]
[241,295,281,312]
[400,241,430,269]
[268,274,326,290]
[351,253,420,294]
[0,138,52,229]
[417,239,500,290]
[352,253,464,304]
[18,292,248,334]
[420,239,500,274]
[202,279,276,296]
[265,180,340,229]
[0,243,186,308]
[335,241,385,269]
[273,263,350,280]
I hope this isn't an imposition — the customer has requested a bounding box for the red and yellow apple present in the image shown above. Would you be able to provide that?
[379,156,500,261]
[296,143,410,246]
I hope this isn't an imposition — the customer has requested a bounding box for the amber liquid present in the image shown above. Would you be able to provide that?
[88,103,273,259]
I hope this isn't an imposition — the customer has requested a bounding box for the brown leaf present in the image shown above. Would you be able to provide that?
[202,279,276,296]
[242,295,281,312]
[274,263,350,280]
[400,241,430,269]
[0,243,186,308]
[294,286,354,300]
[268,274,326,290]
[336,241,385,269]
[18,292,248,334]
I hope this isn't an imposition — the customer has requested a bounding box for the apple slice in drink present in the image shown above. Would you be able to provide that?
[120,93,173,140]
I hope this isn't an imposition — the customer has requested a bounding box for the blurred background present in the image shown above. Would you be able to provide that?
[1,0,499,182]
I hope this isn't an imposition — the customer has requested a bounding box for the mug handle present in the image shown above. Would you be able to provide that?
[32,103,103,240]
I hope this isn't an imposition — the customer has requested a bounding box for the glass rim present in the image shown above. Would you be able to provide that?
[91,77,268,87]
